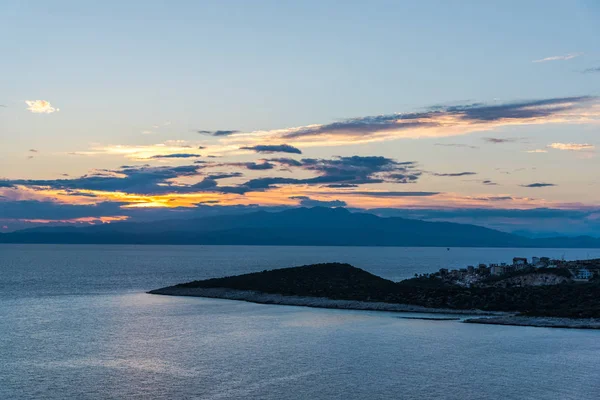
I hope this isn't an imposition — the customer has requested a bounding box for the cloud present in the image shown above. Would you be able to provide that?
[79,141,217,160]
[435,143,479,149]
[239,162,275,170]
[298,156,419,185]
[583,67,600,74]
[483,137,519,144]
[194,156,425,194]
[7,165,201,195]
[190,173,245,191]
[260,97,598,145]
[533,53,583,63]
[325,191,440,197]
[149,153,203,159]
[482,180,498,186]
[289,196,347,208]
[261,156,422,188]
[67,96,600,160]
[266,158,303,167]
[520,183,557,188]
[240,144,302,154]
[547,142,595,151]
[6,155,422,197]
[29,149,38,153]
[471,196,515,201]
[387,173,422,183]
[25,100,59,114]
[197,130,240,136]
[526,149,548,153]
[432,172,477,177]
[325,184,359,188]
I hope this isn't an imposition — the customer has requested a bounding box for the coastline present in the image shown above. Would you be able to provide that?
[148,286,504,316]
[463,316,600,329]
[149,286,600,329]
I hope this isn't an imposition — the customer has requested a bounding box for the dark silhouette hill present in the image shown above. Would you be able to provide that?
[171,262,399,299]
[2,207,599,247]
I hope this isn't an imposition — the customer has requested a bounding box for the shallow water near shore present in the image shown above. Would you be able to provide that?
[2,244,600,399]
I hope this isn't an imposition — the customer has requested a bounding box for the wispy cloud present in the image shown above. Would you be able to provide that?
[219,97,599,148]
[25,100,59,114]
[548,142,595,151]
[77,141,235,160]
[198,130,240,136]
[289,196,347,207]
[482,180,498,186]
[435,143,479,149]
[149,153,203,159]
[533,53,583,63]
[483,137,520,144]
[526,149,548,153]
[583,67,600,74]
[520,183,557,188]
[240,144,302,154]
[432,172,477,177]
[233,161,275,170]
[70,97,600,158]
[332,191,440,197]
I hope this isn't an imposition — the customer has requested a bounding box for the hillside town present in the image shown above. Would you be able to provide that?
[431,257,600,288]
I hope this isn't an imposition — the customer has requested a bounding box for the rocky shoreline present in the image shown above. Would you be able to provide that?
[463,316,600,329]
[149,287,600,329]
[148,286,502,315]
[149,263,600,329]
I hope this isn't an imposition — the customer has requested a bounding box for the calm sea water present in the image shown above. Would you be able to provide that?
[1,244,600,399]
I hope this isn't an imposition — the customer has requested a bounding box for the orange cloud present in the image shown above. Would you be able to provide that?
[3,182,589,212]
[220,98,600,148]
[25,100,59,114]
[67,97,600,159]
[548,142,595,151]
[0,216,128,225]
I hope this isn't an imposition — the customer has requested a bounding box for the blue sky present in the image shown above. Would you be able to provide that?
[1,0,600,234]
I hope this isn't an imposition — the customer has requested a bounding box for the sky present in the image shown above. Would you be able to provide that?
[1,0,600,235]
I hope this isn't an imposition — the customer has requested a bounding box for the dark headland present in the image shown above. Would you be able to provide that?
[149,262,600,329]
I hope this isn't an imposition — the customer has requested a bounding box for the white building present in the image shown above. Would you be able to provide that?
[577,269,592,280]
[490,265,505,276]
[513,257,527,266]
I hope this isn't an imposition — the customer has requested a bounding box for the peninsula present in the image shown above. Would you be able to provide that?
[149,261,600,329]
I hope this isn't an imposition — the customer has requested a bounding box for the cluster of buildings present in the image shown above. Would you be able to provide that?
[436,257,600,286]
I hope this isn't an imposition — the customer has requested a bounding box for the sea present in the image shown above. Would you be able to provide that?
[1,244,600,400]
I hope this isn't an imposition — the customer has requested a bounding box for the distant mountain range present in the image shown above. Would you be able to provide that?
[2,207,600,247]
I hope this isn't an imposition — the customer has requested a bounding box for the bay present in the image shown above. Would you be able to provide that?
[1,244,600,399]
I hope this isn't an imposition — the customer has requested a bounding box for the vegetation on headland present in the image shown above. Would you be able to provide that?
[162,262,600,319]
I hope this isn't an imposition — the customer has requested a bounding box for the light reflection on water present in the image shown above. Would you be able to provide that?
[1,245,600,399]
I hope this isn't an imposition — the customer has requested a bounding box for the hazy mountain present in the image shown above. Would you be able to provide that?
[1,207,599,247]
